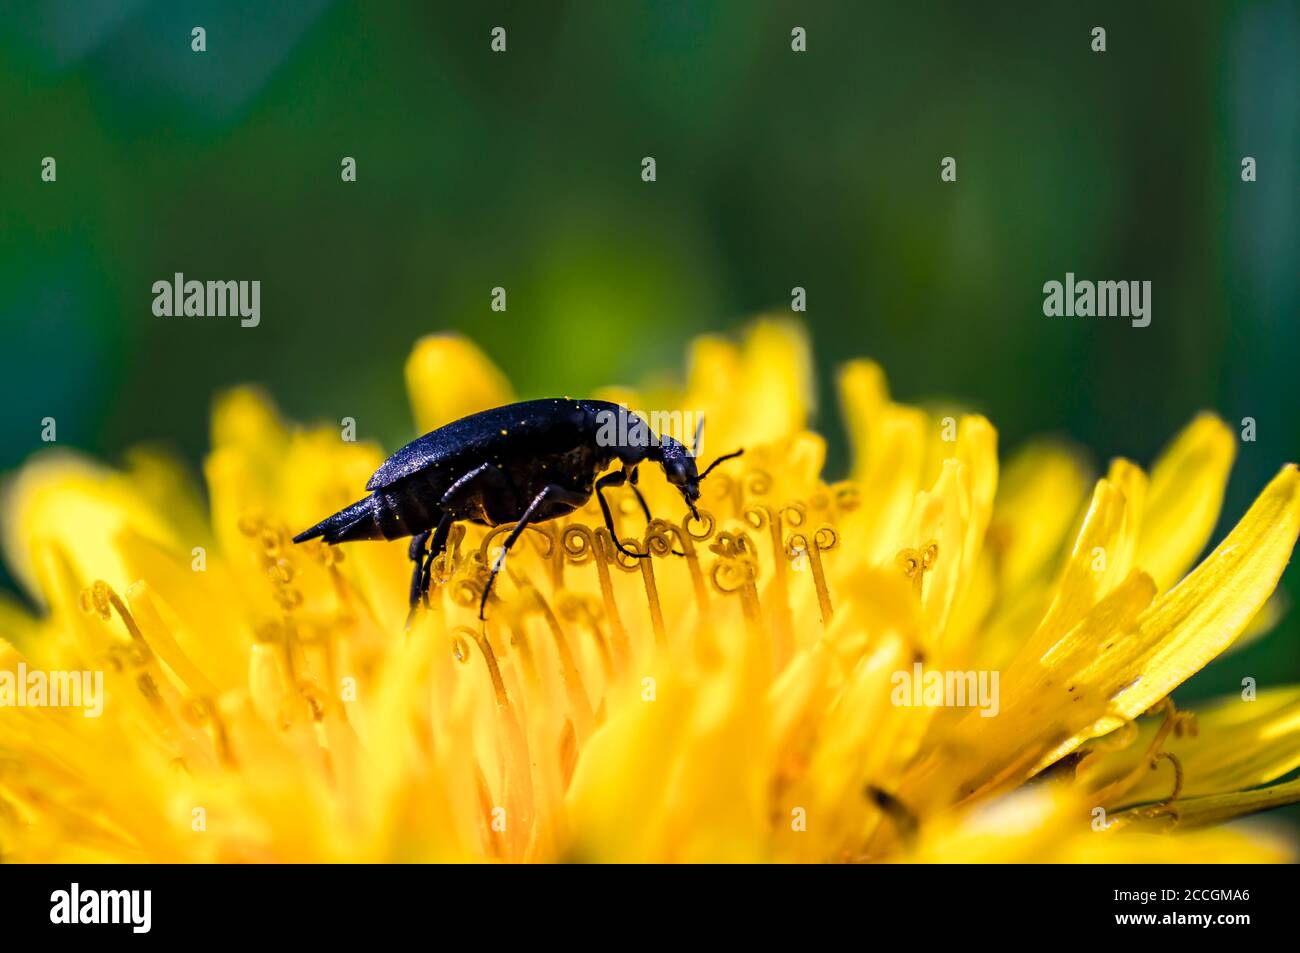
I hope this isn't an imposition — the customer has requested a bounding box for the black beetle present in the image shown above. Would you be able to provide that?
[293,399,742,622]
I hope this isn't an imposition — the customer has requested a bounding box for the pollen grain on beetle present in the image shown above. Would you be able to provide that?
[2,319,1300,864]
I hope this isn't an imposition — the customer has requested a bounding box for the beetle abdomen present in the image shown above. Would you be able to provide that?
[292,480,446,545]
[292,495,384,544]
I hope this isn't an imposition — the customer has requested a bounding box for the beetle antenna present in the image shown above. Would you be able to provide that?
[691,415,705,458]
[699,448,744,481]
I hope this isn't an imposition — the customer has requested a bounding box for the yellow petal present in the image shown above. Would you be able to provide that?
[900,788,1082,863]
[211,386,289,460]
[686,318,812,449]
[404,334,514,435]
[904,459,969,644]
[1134,413,1236,591]
[1114,777,1300,831]
[0,594,41,653]
[684,334,741,430]
[985,441,1093,595]
[837,359,890,478]
[1022,470,1142,660]
[1103,457,1147,575]
[1226,590,1287,656]
[1069,825,1292,863]
[117,538,251,692]
[1079,687,1300,802]
[564,669,694,862]
[901,786,1290,863]
[839,404,928,565]
[1,451,179,605]
[953,415,998,605]
[122,445,211,548]
[1021,463,1300,776]
[1112,464,1300,719]
[912,568,1156,808]
[804,632,918,858]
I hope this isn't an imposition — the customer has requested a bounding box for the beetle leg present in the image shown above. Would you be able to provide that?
[479,484,588,620]
[406,529,431,611]
[628,481,686,556]
[601,469,685,557]
[627,468,653,523]
[417,512,454,608]
[594,471,650,559]
[404,513,456,629]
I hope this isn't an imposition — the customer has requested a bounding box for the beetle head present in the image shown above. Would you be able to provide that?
[656,437,744,521]
[659,439,701,508]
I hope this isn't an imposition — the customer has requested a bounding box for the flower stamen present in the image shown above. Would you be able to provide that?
[787,525,838,627]
[896,541,939,596]
[79,581,168,711]
[616,521,676,648]
[451,625,510,709]
[670,509,716,618]
[1090,698,1188,808]
[78,580,147,647]
[1150,750,1184,807]
[561,524,630,672]
[746,504,794,662]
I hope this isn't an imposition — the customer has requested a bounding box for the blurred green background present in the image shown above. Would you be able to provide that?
[1,1,1297,703]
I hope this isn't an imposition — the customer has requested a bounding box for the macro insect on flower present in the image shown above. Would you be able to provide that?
[292,399,742,623]
[1,319,1298,863]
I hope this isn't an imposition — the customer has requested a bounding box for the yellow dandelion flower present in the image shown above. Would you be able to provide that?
[1,319,1298,864]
